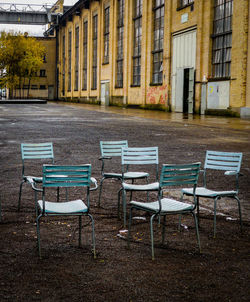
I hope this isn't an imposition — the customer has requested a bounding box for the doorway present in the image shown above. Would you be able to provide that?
[100,81,110,106]
[172,29,196,113]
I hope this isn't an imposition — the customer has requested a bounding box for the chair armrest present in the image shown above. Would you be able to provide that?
[90,177,98,191]
[26,177,43,192]
[98,156,112,160]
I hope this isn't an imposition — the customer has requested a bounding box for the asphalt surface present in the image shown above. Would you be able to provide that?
[0,101,250,221]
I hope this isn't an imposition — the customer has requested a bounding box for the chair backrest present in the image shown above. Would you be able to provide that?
[121,147,159,179]
[21,142,54,177]
[160,162,201,188]
[100,140,128,157]
[21,142,54,161]
[42,165,92,188]
[204,151,242,173]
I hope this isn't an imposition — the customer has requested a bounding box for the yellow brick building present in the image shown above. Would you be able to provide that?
[55,0,250,117]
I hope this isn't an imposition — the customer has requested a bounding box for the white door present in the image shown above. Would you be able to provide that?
[175,68,184,112]
[172,30,196,113]
[100,81,110,106]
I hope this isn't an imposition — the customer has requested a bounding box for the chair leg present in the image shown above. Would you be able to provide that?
[78,216,82,247]
[234,195,243,233]
[197,197,200,226]
[192,212,201,253]
[36,214,42,259]
[129,179,134,201]
[88,214,96,259]
[117,187,122,219]
[178,215,182,231]
[18,180,25,211]
[122,189,127,227]
[161,215,166,245]
[146,176,149,202]
[213,197,219,238]
[150,214,156,260]
[127,207,133,249]
[98,177,105,207]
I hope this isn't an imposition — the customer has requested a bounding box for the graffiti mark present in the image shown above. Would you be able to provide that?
[146,84,167,105]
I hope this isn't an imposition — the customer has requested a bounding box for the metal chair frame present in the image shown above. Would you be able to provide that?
[182,150,243,237]
[98,140,149,207]
[127,162,201,260]
[18,142,54,211]
[30,164,97,259]
[121,146,159,227]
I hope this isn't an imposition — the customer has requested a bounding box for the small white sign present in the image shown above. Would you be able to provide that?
[181,13,188,23]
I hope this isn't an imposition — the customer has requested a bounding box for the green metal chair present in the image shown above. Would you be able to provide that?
[98,140,149,207]
[30,164,97,258]
[127,162,201,260]
[121,146,159,227]
[182,150,243,237]
[18,142,54,211]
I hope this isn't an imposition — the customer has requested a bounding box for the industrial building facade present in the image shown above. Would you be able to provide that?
[55,0,250,116]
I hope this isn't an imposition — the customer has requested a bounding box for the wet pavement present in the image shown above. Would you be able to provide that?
[55,101,250,131]
[0,101,250,221]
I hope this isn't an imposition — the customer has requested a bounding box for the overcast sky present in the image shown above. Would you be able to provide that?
[0,0,78,36]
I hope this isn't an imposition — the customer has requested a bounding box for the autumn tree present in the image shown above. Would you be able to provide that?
[0,31,45,98]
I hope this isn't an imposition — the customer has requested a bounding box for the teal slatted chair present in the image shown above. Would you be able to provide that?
[127,162,201,260]
[98,140,149,207]
[182,151,243,237]
[18,142,54,211]
[121,147,159,227]
[30,164,97,258]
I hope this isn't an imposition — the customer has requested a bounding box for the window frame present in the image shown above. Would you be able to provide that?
[116,0,124,88]
[68,30,72,92]
[74,26,79,91]
[211,0,233,79]
[82,20,88,91]
[132,0,143,87]
[177,0,194,11]
[151,0,164,85]
[103,5,110,64]
[92,14,98,90]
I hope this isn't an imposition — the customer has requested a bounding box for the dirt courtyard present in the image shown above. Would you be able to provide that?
[0,102,250,301]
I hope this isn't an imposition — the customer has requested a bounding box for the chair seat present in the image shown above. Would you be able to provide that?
[123,182,159,191]
[38,199,88,214]
[103,171,149,179]
[130,198,193,213]
[182,187,237,197]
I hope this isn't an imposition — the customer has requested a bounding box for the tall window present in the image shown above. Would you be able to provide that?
[92,14,98,90]
[116,0,124,88]
[75,26,79,91]
[103,5,110,64]
[132,0,142,86]
[83,20,88,90]
[212,0,233,78]
[68,30,72,91]
[152,0,164,84]
[62,34,65,95]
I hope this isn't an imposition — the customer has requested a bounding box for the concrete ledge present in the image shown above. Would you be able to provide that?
[240,107,250,118]
[205,109,240,117]
[0,99,47,104]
